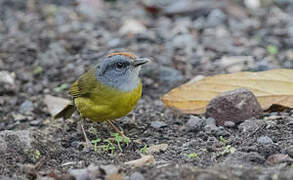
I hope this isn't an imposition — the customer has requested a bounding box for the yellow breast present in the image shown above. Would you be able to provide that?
[74,81,142,122]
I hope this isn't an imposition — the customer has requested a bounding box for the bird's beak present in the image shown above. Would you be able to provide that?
[132,58,151,67]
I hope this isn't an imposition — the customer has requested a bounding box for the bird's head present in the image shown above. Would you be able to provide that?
[95,52,150,91]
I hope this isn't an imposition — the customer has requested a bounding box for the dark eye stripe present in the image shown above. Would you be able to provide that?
[115,61,130,69]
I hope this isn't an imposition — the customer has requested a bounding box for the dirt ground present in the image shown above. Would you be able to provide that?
[1,0,293,179]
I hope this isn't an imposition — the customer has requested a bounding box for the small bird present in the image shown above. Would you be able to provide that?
[55,52,150,145]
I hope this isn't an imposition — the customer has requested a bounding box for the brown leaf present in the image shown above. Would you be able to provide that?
[161,69,293,114]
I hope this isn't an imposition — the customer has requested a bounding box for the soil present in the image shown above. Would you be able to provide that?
[1,0,293,179]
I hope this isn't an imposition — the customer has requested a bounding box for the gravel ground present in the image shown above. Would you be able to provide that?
[1,0,293,179]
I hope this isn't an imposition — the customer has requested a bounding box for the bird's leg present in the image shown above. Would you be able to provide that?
[107,120,125,138]
[80,118,92,148]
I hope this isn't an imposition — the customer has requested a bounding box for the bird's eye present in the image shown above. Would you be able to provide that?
[116,62,124,69]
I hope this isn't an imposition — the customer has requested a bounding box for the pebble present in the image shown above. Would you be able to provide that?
[186,116,204,131]
[119,19,147,35]
[244,0,260,9]
[223,121,235,128]
[266,154,292,165]
[171,34,195,49]
[69,164,122,180]
[204,124,230,137]
[69,168,89,180]
[142,63,184,87]
[159,66,184,86]
[19,100,34,114]
[107,38,121,48]
[130,172,144,180]
[77,0,104,20]
[0,71,15,86]
[0,130,32,152]
[257,136,273,145]
[286,117,293,128]
[29,120,41,126]
[150,121,167,129]
[213,126,230,137]
[222,152,265,166]
[205,9,226,28]
[286,145,293,158]
[238,120,265,133]
[206,88,263,126]
[205,117,216,126]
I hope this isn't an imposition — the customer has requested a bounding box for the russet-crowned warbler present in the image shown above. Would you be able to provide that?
[55,52,150,143]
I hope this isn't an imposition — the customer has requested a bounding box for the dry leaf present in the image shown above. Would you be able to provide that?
[161,69,293,114]
[125,155,155,167]
[146,144,168,154]
[44,95,71,117]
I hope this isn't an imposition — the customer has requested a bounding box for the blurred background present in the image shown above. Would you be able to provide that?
[1,0,293,128]
[1,0,293,178]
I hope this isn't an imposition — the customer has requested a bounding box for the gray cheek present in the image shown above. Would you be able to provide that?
[97,70,140,92]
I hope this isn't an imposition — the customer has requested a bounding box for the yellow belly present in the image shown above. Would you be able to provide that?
[74,82,142,122]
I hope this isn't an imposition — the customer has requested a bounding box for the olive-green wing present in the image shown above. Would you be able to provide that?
[69,68,99,98]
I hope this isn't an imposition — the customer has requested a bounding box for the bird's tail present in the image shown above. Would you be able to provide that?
[54,103,75,119]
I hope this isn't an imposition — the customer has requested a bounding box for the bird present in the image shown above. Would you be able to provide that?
[55,52,150,145]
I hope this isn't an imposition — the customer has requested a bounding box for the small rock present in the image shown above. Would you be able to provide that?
[221,151,265,167]
[119,19,147,35]
[171,34,195,49]
[286,117,293,128]
[146,144,168,154]
[12,114,27,121]
[223,121,235,128]
[206,88,263,126]
[29,120,41,126]
[69,164,123,180]
[142,64,184,87]
[257,143,281,157]
[204,124,230,137]
[216,56,254,73]
[0,130,32,152]
[286,145,293,158]
[205,117,216,126]
[257,136,273,145]
[0,176,17,180]
[0,71,15,86]
[244,0,260,9]
[69,168,88,180]
[130,172,144,180]
[213,126,230,137]
[266,154,293,165]
[238,119,265,132]
[202,35,234,53]
[222,152,265,166]
[77,0,104,20]
[159,66,184,87]
[205,9,226,28]
[107,38,121,48]
[186,116,204,131]
[279,169,293,180]
[150,121,167,129]
[19,100,34,114]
